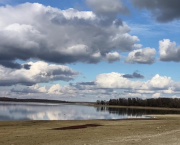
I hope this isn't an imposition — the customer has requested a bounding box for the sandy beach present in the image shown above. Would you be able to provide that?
[0,115,180,145]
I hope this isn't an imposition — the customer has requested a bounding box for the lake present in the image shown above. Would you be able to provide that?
[0,102,180,121]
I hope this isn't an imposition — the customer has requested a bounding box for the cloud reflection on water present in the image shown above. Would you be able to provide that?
[0,102,147,121]
[1,102,179,121]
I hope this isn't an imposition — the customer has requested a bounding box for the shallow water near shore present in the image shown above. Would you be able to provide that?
[0,101,180,121]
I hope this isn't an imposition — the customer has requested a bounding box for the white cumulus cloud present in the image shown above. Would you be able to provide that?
[0,2,139,68]
[125,47,156,64]
[0,61,80,86]
[159,39,180,62]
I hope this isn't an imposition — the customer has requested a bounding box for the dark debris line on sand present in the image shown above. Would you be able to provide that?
[51,124,102,130]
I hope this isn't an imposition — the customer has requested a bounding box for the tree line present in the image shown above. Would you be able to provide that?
[96,98,180,108]
[96,106,180,115]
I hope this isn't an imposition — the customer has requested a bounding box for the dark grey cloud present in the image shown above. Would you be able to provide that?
[23,64,31,70]
[86,0,130,16]
[0,61,22,69]
[131,0,180,22]
[0,3,138,69]
[78,82,96,86]
[0,78,35,86]
[40,68,80,78]
[122,71,144,79]
[86,0,130,25]
[69,82,96,90]
[0,61,31,70]
[11,88,40,94]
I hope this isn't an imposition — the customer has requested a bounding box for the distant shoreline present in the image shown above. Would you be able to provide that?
[0,97,92,105]
[1,97,180,112]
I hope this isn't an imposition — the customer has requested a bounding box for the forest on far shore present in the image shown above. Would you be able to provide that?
[96,98,180,108]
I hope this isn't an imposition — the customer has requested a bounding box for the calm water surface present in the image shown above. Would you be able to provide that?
[0,102,180,121]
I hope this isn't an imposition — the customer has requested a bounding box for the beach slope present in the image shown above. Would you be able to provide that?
[0,115,180,145]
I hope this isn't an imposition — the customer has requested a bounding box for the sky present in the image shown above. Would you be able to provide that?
[0,0,180,102]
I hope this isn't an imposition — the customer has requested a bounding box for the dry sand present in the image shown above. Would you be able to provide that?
[1,115,180,145]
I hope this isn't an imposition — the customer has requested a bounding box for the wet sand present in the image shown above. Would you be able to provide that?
[0,115,180,145]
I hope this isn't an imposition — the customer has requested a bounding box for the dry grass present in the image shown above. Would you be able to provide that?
[1,115,180,145]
